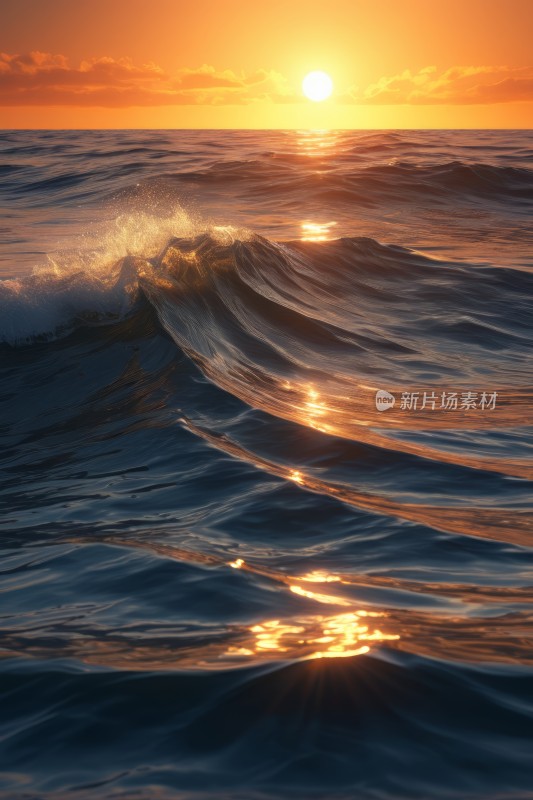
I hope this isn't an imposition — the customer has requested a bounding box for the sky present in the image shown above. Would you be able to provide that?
[1,0,532,128]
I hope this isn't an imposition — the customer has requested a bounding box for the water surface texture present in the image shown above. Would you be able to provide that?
[0,130,532,800]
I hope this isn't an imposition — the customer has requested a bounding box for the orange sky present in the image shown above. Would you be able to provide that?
[1,0,532,128]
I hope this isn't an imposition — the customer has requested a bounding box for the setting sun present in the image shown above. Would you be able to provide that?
[302,71,333,102]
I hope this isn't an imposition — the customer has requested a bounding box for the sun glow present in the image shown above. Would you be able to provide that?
[302,71,333,102]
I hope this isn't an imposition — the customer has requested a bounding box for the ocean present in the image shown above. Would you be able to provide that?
[0,129,532,799]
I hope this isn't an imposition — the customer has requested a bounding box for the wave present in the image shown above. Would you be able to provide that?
[2,225,531,480]
[1,649,532,800]
[1,130,532,800]
[168,159,533,205]
[2,223,532,344]
[0,211,228,343]
[0,257,140,343]
[2,228,531,402]
[359,161,533,198]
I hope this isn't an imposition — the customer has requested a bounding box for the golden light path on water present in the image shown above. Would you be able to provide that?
[227,560,399,662]
[300,221,338,242]
[0,541,400,668]
[228,614,386,661]
[298,130,340,244]
[4,535,532,671]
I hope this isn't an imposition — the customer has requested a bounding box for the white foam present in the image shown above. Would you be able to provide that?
[0,206,253,344]
[0,259,141,344]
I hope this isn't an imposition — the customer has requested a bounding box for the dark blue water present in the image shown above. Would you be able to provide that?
[0,130,532,800]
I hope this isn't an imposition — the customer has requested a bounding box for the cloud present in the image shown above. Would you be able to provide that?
[0,54,532,108]
[0,52,297,106]
[343,65,533,105]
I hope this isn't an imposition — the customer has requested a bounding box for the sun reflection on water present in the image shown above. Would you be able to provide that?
[290,584,352,606]
[226,611,399,662]
[299,385,334,433]
[299,570,341,583]
[300,221,338,242]
[224,559,400,663]
[289,469,304,484]
[296,129,342,157]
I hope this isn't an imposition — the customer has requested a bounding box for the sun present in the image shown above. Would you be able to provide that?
[302,71,333,102]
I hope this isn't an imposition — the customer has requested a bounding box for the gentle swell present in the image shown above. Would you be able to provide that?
[171,159,533,203]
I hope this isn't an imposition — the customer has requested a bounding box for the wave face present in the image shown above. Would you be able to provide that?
[0,130,532,800]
